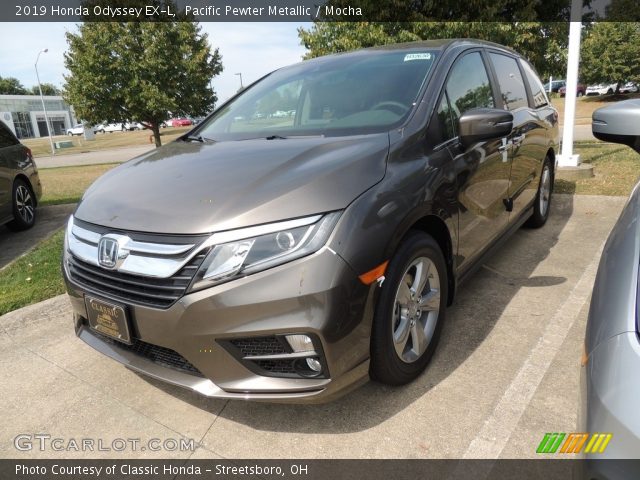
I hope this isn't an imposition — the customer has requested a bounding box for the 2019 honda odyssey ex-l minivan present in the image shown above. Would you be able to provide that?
[63,40,559,403]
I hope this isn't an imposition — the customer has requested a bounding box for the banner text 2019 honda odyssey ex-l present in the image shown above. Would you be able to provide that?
[63,40,559,403]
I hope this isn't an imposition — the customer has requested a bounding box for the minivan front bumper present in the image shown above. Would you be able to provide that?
[63,246,375,403]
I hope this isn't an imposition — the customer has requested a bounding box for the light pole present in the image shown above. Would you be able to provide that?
[35,48,55,156]
[558,0,583,167]
[235,72,244,90]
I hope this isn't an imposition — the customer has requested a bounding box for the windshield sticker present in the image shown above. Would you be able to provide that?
[404,53,432,62]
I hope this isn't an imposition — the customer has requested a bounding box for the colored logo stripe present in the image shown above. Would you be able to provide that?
[584,433,612,454]
[537,433,612,454]
[536,433,565,453]
[560,433,589,453]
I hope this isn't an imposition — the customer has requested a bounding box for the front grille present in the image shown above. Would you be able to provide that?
[230,336,287,357]
[68,250,209,308]
[96,332,204,377]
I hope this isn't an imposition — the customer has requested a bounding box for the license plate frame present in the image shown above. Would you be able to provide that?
[84,296,132,344]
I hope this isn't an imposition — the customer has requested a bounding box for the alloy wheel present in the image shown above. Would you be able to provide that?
[392,257,440,363]
[15,184,34,225]
[539,165,551,217]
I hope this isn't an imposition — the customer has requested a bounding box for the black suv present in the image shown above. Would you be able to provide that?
[0,120,41,231]
[63,39,559,403]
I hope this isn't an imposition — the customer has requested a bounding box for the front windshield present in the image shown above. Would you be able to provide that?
[197,49,439,140]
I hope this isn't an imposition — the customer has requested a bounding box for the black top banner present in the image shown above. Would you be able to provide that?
[3,0,639,22]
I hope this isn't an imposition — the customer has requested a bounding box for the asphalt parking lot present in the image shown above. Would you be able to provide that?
[0,194,626,460]
[0,204,75,270]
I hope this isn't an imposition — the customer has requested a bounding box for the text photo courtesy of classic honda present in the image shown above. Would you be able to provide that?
[62,39,559,403]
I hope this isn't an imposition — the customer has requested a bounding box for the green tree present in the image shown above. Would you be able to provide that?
[0,76,28,95]
[580,22,640,92]
[31,83,61,96]
[63,21,222,146]
[298,22,571,81]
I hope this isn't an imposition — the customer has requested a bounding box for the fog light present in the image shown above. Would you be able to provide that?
[306,357,322,373]
[285,334,314,353]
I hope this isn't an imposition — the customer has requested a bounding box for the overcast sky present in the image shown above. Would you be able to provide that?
[0,22,311,103]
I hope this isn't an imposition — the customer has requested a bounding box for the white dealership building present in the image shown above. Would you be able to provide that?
[0,94,76,139]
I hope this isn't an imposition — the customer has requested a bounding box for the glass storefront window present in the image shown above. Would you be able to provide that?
[11,111,34,139]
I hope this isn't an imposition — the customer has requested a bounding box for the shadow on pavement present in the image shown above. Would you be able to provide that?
[0,204,76,270]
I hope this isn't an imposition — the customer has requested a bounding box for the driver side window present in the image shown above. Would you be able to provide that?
[437,52,495,141]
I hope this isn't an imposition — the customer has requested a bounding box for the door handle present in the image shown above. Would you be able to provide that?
[512,134,526,145]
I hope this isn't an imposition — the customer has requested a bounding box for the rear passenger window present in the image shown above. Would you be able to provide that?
[520,60,549,108]
[0,121,18,148]
[438,52,495,139]
[489,53,528,111]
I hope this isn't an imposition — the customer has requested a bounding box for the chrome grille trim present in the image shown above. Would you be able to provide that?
[68,220,205,279]
[72,224,195,255]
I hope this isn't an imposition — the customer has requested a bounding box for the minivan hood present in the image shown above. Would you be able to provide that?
[74,134,389,234]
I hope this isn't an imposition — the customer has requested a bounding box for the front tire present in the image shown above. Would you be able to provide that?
[370,232,448,385]
[6,179,36,231]
[526,157,553,228]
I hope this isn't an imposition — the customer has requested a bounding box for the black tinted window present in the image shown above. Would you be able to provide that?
[489,53,528,111]
[520,60,548,108]
[436,93,456,140]
[0,120,18,148]
[439,52,494,138]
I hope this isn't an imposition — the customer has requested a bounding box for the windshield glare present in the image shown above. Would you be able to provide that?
[197,50,438,140]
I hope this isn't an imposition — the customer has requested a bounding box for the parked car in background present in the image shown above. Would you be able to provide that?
[95,123,126,133]
[66,124,85,136]
[62,39,559,403]
[0,120,42,231]
[586,83,617,96]
[559,83,586,97]
[170,118,193,127]
[582,99,640,464]
[124,122,145,131]
[544,79,565,93]
[620,82,638,94]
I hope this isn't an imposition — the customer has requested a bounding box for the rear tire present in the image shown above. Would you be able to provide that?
[526,157,553,228]
[370,232,448,386]
[6,179,36,231]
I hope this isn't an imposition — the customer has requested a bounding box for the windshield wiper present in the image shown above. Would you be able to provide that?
[265,135,288,140]
[184,135,204,142]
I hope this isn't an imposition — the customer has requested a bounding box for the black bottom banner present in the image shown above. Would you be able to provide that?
[3,459,640,480]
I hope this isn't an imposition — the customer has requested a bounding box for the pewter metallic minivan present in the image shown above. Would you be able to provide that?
[63,40,559,402]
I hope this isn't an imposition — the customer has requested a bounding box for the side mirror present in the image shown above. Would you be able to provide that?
[592,99,640,153]
[458,108,513,149]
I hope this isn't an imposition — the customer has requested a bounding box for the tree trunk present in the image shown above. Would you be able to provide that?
[152,125,162,147]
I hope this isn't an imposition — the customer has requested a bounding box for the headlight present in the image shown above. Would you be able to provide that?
[188,212,341,292]
[62,215,74,268]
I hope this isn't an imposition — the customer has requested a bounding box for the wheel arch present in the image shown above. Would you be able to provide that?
[13,173,38,207]
[546,147,556,183]
[394,214,456,306]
